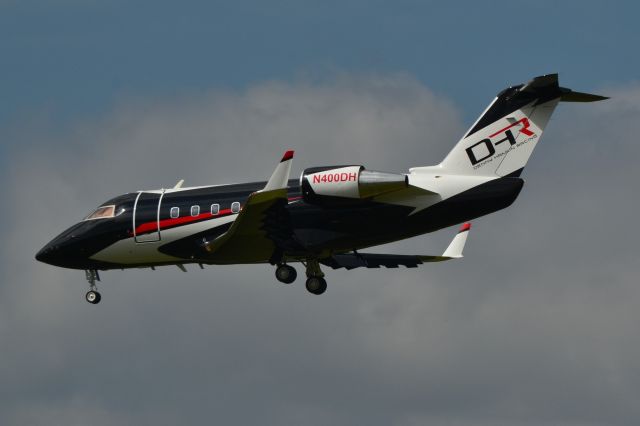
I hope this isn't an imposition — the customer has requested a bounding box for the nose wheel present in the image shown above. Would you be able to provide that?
[85,290,101,304]
[84,269,102,304]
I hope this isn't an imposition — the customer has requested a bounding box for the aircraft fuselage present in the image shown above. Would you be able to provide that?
[36,175,523,270]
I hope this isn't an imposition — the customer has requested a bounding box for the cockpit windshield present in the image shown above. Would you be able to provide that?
[84,205,116,220]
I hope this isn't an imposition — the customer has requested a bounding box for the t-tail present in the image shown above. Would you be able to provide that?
[438,74,607,177]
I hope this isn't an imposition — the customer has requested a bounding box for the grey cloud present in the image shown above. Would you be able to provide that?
[1,75,639,426]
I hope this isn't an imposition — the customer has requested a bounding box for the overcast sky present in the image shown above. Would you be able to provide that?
[2,1,640,425]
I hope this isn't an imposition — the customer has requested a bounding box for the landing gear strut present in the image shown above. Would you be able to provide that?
[85,269,102,304]
[304,260,327,295]
[275,264,297,284]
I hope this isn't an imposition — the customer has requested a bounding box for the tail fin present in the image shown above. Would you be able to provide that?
[439,74,607,177]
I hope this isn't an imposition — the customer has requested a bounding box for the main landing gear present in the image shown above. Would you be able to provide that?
[304,259,327,295]
[305,276,327,295]
[275,264,297,284]
[274,260,327,295]
[85,269,102,304]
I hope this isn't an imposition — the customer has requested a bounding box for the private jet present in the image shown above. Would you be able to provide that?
[35,74,606,303]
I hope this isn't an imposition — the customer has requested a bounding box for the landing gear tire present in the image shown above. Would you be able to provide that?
[275,264,297,284]
[305,276,327,295]
[85,290,101,304]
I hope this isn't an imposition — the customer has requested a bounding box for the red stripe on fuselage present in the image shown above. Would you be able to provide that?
[135,208,233,235]
[135,193,302,235]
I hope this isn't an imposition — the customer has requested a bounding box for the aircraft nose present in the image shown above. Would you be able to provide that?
[35,242,62,266]
[35,222,91,268]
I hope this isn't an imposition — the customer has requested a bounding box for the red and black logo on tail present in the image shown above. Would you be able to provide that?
[465,118,535,165]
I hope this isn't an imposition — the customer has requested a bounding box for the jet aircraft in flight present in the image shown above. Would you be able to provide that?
[36,74,606,303]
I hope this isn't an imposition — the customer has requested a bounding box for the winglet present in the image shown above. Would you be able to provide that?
[262,150,294,191]
[442,222,471,258]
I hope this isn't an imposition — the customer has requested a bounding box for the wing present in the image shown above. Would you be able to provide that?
[321,223,471,270]
[201,151,295,263]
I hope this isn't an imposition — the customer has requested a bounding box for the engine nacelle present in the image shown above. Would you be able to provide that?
[300,165,407,205]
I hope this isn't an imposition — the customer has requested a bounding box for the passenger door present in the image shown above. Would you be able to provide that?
[133,191,164,243]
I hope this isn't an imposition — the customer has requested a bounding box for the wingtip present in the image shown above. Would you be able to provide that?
[460,222,471,233]
[263,150,294,191]
[281,150,294,162]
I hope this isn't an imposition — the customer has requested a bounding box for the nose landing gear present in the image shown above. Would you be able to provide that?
[84,269,102,304]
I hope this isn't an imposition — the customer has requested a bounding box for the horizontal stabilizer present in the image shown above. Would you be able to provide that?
[560,90,609,102]
[321,223,472,270]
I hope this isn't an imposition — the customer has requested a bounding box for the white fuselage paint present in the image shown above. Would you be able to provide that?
[374,172,497,214]
[90,214,238,264]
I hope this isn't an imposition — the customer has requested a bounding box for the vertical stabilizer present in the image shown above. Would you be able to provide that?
[438,74,606,177]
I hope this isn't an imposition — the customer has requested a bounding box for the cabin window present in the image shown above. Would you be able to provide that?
[85,205,116,220]
[211,203,220,215]
[231,202,241,214]
[170,207,179,219]
[191,205,200,217]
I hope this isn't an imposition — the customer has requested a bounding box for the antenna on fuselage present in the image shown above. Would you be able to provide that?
[173,179,185,189]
